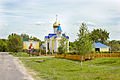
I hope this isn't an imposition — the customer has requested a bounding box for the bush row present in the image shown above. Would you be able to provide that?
[62,51,120,55]
[65,51,80,55]
[99,51,120,53]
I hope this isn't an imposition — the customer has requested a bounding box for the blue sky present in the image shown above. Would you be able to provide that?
[0,0,120,41]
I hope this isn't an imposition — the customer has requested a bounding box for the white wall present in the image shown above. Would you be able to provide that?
[100,47,109,52]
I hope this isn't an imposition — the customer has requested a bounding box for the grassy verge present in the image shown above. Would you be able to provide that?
[9,52,38,57]
[84,58,120,66]
[20,57,120,80]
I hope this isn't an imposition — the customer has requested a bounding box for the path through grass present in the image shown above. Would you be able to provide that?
[9,52,37,57]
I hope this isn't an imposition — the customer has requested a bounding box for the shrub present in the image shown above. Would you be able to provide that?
[65,51,79,55]
[47,50,52,55]
[41,49,46,55]
[64,51,120,55]
[100,51,120,53]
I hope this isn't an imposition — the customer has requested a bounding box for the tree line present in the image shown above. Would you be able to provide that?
[69,24,120,52]
[0,23,120,53]
[0,33,42,52]
[59,23,120,54]
[58,23,120,70]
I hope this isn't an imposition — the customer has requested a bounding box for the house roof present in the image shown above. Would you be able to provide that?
[92,43,109,47]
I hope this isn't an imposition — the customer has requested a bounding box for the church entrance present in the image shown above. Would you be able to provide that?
[47,43,49,51]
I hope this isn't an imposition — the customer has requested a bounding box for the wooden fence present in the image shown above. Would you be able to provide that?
[55,53,120,61]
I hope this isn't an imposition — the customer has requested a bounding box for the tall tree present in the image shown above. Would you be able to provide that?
[58,38,67,54]
[69,42,76,51]
[75,23,93,70]
[8,33,23,53]
[90,28,109,43]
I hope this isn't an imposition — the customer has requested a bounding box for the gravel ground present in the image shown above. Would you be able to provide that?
[0,52,34,80]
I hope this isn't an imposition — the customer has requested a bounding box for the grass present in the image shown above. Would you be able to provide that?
[84,58,120,66]
[20,57,120,80]
[9,52,38,57]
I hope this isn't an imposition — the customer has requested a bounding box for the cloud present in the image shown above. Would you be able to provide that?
[35,21,46,25]
[0,0,120,41]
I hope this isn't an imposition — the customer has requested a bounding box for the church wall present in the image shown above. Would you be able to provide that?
[49,40,52,53]
[45,38,69,53]
[54,28,58,33]
[52,40,54,53]
[66,39,69,52]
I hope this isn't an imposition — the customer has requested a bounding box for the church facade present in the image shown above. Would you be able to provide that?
[44,15,69,54]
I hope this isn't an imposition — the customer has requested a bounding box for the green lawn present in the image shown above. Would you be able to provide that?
[84,58,120,66]
[9,52,38,57]
[20,57,120,80]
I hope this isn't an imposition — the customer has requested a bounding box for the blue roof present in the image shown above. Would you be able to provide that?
[45,36,49,39]
[54,35,69,39]
[57,26,62,32]
[49,34,56,38]
[45,34,56,39]
[62,34,65,37]
[65,36,69,39]
[45,33,69,39]
[92,43,109,47]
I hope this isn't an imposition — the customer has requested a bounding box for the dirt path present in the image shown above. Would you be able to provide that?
[0,52,34,80]
[17,56,54,59]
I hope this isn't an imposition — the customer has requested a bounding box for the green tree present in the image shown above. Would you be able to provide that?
[8,33,23,53]
[75,23,93,70]
[69,42,76,51]
[90,28,109,43]
[108,40,120,51]
[32,37,42,47]
[0,39,8,52]
[58,38,67,54]
[21,34,29,41]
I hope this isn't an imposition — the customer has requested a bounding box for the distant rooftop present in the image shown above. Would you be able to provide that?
[92,43,109,47]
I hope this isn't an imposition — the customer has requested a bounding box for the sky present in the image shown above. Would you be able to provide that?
[0,0,120,41]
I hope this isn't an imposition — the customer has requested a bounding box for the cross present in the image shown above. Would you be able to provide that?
[56,14,58,22]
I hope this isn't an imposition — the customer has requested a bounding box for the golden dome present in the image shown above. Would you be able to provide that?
[53,22,58,27]
[53,15,59,28]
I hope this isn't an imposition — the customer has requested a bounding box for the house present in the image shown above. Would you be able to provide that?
[92,43,109,52]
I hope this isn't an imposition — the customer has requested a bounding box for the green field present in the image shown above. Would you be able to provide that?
[20,57,120,80]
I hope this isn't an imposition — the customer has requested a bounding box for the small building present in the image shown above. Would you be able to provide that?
[92,43,109,52]
[44,15,69,54]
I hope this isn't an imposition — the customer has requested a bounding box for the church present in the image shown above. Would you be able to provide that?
[44,15,69,54]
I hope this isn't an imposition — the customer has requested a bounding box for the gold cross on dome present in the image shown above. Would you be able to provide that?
[56,14,58,22]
